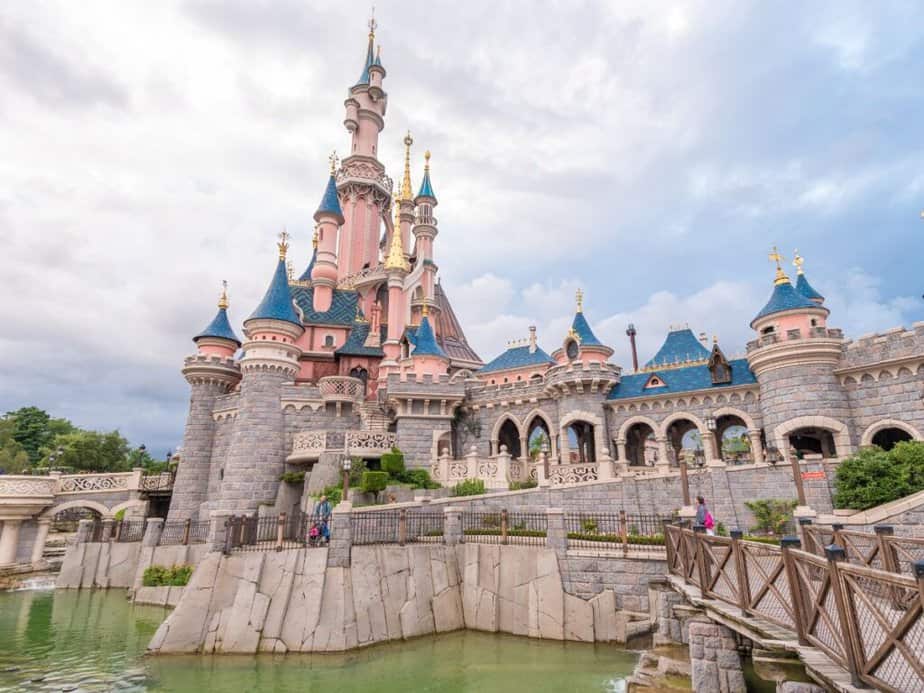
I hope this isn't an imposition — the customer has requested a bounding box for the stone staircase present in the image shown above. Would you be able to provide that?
[359,402,390,432]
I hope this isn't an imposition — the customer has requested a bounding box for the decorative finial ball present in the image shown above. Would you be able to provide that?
[425,150,431,162]
[404,131,413,147]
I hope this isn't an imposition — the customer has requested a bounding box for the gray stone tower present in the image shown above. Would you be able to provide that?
[169,285,241,521]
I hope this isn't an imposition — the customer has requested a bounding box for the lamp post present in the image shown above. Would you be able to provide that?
[342,456,352,501]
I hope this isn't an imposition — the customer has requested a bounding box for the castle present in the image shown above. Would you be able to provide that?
[166,21,924,522]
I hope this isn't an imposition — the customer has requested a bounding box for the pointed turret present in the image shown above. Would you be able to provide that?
[311,155,343,312]
[553,289,614,364]
[415,150,437,204]
[354,18,376,86]
[298,230,318,282]
[750,248,822,328]
[793,251,825,304]
[384,211,409,272]
[314,173,344,225]
[193,281,241,356]
[411,309,447,359]
[248,233,301,326]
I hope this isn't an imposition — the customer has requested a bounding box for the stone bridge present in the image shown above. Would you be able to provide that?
[0,469,174,570]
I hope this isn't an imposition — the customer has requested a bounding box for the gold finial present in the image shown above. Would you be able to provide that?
[218,280,229,310]
[400,131,414,200]
[312,228,319,249]
[278,229,290,260]
[768,246,788,285]
[713,334,718,345]
[422,303,430,317]
[368,6,377,38]
[384,225,409,271]
[575,288,584,313]
[793,249,805,275]
[328,150,338,175]
[424,149,431,171]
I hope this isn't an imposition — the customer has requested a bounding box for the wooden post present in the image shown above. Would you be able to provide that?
[824,545,864,688]
[790,453,807,506]
[500,509,508,546]
[663,519,675,569]
[679,460,691,507]
[780,536,809,645]
[182,518,191,546]
[619,510,628,557]
[275,513,286,551]
[915,560,924,613]
[398,508,408,546]
[831,523,844,547]
[874,525,898,574]
[730,530,751,616]
[797,517,813,553]
[693,524,708,591]
[679,524,692,586]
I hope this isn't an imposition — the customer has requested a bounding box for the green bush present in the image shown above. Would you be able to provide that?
[381,447,405,476]
[279,471,305,484]
[361,470,389,502]
[313,484,342,506]
[744,498,797,535]
[508,479,538,491]
[114,508,126,521]
[393,468,441,489]
[142,564,193,587]
[834,444,922,510]
[566,532,666,546]
[451,478,486,497]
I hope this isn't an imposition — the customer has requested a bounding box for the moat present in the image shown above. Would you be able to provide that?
[0,588,638,692]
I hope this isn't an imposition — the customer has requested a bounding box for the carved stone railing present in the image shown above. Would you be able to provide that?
[548,463,599,486]
[337,264,386,290]
[140,472,175,493]
[346,431,396,456]
[56,472,136,495]
[290,431,327,461]
[318,376,364,403]
[0,476,57,498]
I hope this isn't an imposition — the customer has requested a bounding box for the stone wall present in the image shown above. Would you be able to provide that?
[560,553,667,611]
[57,539,208,590]
[843,366,924,445]
[147,543,635,654]
[688,619,746,693]
[841,323,924,369]
[396,415,450,468]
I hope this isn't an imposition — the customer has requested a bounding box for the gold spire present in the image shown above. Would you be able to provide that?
[328,150,338,176]
[768,246,788,285]
[312,228,319,249]
[422,303,430,317]
[278,230,290,260]
[575,288,584,313]
[218,280,229,310]
[400,131,414,200]
[368,7,377,38]
[793,249,805,275]
[424,149,431,171]
[384,225,409,271]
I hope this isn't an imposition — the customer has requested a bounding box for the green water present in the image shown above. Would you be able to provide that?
[0,589,638,692]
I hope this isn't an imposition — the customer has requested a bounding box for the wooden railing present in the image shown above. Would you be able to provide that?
[802,523,924,577]
[665,524,924,690]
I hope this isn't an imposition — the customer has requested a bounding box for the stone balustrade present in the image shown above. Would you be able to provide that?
[317,376,365,403]
[430,447,547,489]
[548,463,599,486]
[0,476,58,498]
[746,326,843,352]
[346,431,396,456]
[289,429,397,462]
[56,471,140,494]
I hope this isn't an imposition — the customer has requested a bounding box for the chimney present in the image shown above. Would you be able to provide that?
[626,323,638,372]
[528,325,537,353]
[699,331,708,346]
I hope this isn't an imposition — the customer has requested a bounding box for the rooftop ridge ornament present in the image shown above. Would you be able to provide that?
[575,288,584,313]
[769,246,788,285]
[218,280,229,310]
[329,150,338,175]
[793,249,805,275]
[278,229,290,260]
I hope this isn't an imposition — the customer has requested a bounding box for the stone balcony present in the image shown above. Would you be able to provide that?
[288,430,397,463]
[542,361,621,399]
[746,327,843,353]
[318,376,365,404]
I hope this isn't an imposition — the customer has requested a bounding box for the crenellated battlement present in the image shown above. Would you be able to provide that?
[840,322,924,368]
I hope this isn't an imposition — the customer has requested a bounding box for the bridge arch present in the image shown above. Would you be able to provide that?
[40,499,111,520]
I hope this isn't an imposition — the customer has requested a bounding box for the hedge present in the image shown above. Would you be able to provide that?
[142,564,193,587]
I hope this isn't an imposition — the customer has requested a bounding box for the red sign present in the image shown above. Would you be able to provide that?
[801,471,825,481]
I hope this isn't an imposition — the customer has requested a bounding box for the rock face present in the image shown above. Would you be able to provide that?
[148,543,632,654]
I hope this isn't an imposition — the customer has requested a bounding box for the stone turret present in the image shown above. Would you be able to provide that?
[746,249,849,459]
[170,283,242,521]
[217,235,304,514]
[411,151,439,321]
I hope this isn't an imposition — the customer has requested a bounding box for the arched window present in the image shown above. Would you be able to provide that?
[324,335,335,348]
[871,427,913,451]
[497,419,522,458]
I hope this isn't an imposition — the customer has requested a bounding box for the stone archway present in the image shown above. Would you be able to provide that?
[775,415,851,462]
[660,413,706,466]
[524,409,554,459]
[40,499,112,520]
[860,419,922,449]
[561,411,609,465]
[491,415,524,458]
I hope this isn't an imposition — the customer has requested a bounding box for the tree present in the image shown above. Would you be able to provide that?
[834,446,911,510]
[0,418,30,474]
[2,407,77,466]
[360,471,389,503]
[48,430,132,472]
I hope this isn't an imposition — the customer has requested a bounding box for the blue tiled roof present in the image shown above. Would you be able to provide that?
[795,273,824,301]
[646,328,710,368]
[248,259,301,325]
[417,169,436,200]
[752,280,818,324]
[571,312,603,346]
[608,358,756,400]
[410,316,447,358]
[290,285,358,326]
[298,248,316,282]
[314,175,344,223]
[336,320,385,357]
[355,36,375,85]
[194,307,241,345]
[479,345,554,374]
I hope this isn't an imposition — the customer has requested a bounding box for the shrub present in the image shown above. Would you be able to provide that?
[508,479,538,491]
[142,564,193,587]
[381,447,405,476]
[451,479,486,497]
[393,468,441,489]
[314,484,342,506]
[744,498,797,535]
[279,471,305,484]
[114,508,126,521]
[834,445,915,510]
[360,470,389,502]
[348,458,367,487]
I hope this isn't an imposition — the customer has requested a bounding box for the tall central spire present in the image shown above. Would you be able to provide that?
[400,131,414,200]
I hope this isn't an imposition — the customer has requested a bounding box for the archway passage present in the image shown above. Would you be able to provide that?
[716,414,750,464]
[871,427,913,451]
[526,417,551,460]
[788,427,837,459]
[626,422,657,466]
[666,418,702,466]
[497,419,522,459]
[50,505,102,532]
[566,421,596,464]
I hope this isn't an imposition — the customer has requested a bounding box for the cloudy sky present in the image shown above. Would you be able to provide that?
[2,1,922,456]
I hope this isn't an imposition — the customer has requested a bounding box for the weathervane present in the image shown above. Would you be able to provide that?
[769,246,787,285]
[329,150,338,175]
[368,7,377,37]
[278,229,290,260]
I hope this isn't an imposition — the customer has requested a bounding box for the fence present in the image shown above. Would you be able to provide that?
[802,523,924,577]
[565,512,670,554]
[158,519,210,546]
[224,513,315,553]
[113,519,145,543]
[462,511,547,546]
[665,524,924,691]
[351,510,445,546]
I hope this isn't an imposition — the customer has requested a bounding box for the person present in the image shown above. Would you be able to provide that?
[696,495,715,536]
[315,495,332,544]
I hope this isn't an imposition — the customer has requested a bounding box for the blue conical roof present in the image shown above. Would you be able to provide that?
[314,175,344,223]
[570,312,603,346]
[298,247,317,282]
[248,258,301,326]
[411,315,447,358]
[795,273,824,301]
[752,280,819,325]
[417,168,436,200]
[355,35,375,86]
[194,307,241,346]
[645,328,710,369]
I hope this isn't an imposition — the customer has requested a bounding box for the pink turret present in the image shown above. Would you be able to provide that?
[411,151,439,322]
[311,154,345,313]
